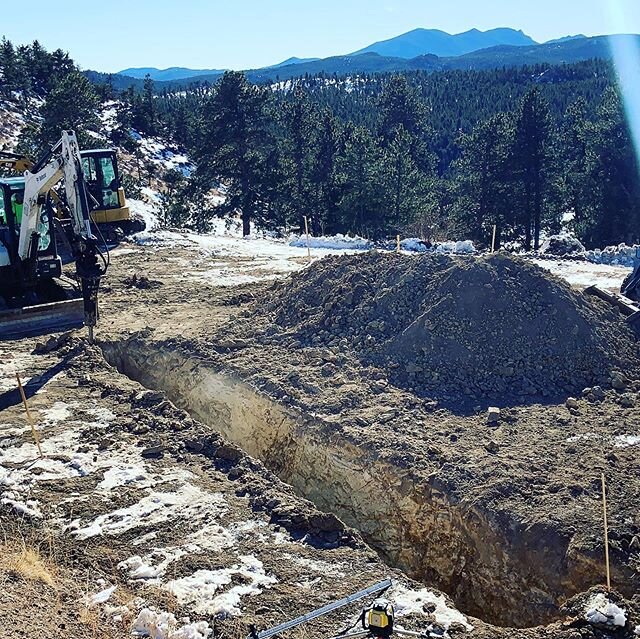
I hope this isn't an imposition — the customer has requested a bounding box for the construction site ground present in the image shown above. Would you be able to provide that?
[1,226,639,639]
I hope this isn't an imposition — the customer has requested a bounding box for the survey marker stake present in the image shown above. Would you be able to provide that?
[16,372,43,458]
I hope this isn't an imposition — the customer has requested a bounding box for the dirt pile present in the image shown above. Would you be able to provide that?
[260,252,639,400]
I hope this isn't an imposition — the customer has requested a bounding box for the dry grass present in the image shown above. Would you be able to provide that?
[4,543,56,586]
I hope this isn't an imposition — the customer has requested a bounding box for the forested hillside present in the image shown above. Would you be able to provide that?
[1,37,638,249]
[146,60,638,248]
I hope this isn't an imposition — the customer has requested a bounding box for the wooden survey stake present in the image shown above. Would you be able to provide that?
[601,473,611,590]
[16,372,43,458]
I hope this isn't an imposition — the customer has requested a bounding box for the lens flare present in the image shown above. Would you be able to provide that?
[607,0,640,168]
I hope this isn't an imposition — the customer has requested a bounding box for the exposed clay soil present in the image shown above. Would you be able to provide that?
[2,241,640,638]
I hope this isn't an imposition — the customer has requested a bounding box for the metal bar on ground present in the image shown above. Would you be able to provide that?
[247,579,393,639]
[328,631,371,639]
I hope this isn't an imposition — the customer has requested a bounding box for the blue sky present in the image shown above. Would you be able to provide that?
[3,0,640,72]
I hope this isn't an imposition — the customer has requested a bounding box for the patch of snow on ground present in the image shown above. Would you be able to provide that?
[586,244,640,267]
[566,432,598,443]
[390,584,473,631]
[166,555,276,617]
[72,484,226,539]
[0,495,42,518]
[400,238,430,252]
[285,554,346,577]
[289,233,373,250]
[129,198,160,232]
[133,608,211,639]
[614,435,640,448]
[138,136,195,177]
[87,584,117,606]
[86,407,116,422]
[0,351,34,391]
[585,592,627,627]
[120,524,236,581]
[435,240,475,255]
[532,259,629,293]
[120,550,188,581]
[41,400,73,424]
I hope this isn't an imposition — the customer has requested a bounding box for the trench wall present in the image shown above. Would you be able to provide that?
[102,339,611,628]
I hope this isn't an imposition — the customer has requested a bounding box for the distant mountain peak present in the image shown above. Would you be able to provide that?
[545,34,587,45]
[118,66,226,81]
[350,27,538,59]
[268,56,321,69]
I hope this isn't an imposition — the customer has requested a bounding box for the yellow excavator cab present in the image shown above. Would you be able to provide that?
[81,149,130,224]
[2,147,143,240]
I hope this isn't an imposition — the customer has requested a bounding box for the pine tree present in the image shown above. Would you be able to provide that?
[380,126,431,233]
[560,97,590,234]
[39,71,99,149]
[309,111,342,234]
[453,112,515,246]
[0,38,18,97]
[335,126,386,237]
[278,88,320,231]
[580,89,640,247]
[377,75,426,143]
[141,75,157,135]
[512,88,553,250]
[195,71,274,236]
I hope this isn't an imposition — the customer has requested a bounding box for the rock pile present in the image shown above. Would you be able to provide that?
[260,252,640,400]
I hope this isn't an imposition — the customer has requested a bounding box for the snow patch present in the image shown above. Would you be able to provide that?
[166,555,276,617]
[585,592,627,627]
[87,584,117,606]
[614,435,640,448]
[390,584,473,631]
[289,233,373,251]
[129,198,160,232]
[586,244,640,267]
[133,608,211,639]
[532,259,628,293]
[286,554,346,577]
[72,484,226,539]
[434,240,475,255]
[41,401,73,424]
[0,495,42,518]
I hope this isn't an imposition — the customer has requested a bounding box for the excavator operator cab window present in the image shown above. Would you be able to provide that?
[99,155,119,208]
[3,185,51,252]
[81,152,120,211]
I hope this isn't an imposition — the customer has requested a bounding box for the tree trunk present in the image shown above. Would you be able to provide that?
[242,210,250,237]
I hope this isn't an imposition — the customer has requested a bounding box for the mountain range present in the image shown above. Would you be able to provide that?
[350,27,537,58]
[96,28,635,89]
[114,28,547,81]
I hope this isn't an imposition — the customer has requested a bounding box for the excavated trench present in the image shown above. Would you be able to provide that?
[101,339,605,630]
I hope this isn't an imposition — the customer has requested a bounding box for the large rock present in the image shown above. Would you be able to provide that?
[540,233,585,256]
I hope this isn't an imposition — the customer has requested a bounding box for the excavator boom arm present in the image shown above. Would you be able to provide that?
[15,131,106,338]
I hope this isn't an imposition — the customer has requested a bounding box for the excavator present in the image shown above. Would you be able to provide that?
[0,131,107,341]
[0,146,144,241]
[622,248,640,303]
